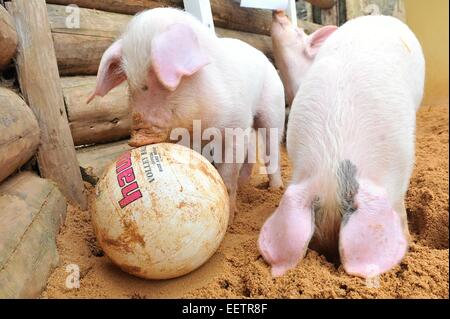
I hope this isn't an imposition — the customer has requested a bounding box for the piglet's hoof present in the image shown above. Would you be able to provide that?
[269,182,284,191]
[128,129,168,147]
[269,177,284,191]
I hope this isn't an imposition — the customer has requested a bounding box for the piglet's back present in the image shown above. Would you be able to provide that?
[316,15,425,106]
[288,15,424,196]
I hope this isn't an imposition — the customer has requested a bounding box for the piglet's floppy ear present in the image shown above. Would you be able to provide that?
[151,23,211,91]
[87,39,126,104]
[339,180,408,278]
[305,25,338,58]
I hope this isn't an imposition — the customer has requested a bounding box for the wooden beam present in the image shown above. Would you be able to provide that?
[210,0,320,36]
[47,4,275,76]
[46,0,322,36]
[0,6,18,70]
[47,0,271,35]
[77,140,132,184]
[7,0,87,210]
[0,172,66,298]
[212,0,321,35]
[216,27,273,60]
[61,76,131,145]
[45,0,184,15]
[47,3,131,75]
[48,3,131,38]
[0,87,40,184]
[53,33,116,76]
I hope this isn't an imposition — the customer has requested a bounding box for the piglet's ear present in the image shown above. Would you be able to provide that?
[87,39,126,104]
[305,25,338,58]
[150,23,211,91]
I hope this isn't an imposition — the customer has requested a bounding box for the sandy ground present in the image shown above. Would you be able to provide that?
[42,106,449,299]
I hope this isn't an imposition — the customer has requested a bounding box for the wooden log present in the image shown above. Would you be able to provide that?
[47,3,130,75]
[46,0,183,15]
[49,0,320,34]
[47,0,323,33]
[0,88,40,184]
[46,1,322,36]
[306,0,337,9]
[53,30,271,76]
[216,27,273,60]
[7,0,87,210]
[210,0,321,36]
[0,6,18,70]
[346,0,406,22]
[47,4,275,75]
[0,172,66,298]
[61,76,131,146]
[209,0,271,35]
[48,3,131,38]
[77,140,132,184]
[53,33,116,77]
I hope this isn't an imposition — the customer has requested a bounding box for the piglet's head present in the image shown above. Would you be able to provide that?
[272,11,338,59]
[271,10,337,104]
[87,23,211,104]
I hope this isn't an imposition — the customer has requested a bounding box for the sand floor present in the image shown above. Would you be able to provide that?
[42,105,449,299]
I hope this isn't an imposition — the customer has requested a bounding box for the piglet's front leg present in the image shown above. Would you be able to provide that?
[215,162,241,225]
[128,112,170,147]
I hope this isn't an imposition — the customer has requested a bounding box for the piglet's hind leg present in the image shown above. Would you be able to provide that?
[258,183,314,276]
[339,181,408,278]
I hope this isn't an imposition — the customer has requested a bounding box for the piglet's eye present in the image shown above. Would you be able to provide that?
[142,85,149,91]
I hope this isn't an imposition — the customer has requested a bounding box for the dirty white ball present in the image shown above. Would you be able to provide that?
[92,143,229,279]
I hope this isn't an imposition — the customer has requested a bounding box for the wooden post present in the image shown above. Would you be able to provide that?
[0,6,18,70]
[7,0,87,210]
[305,0,336,9]
[321,1,338,25]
